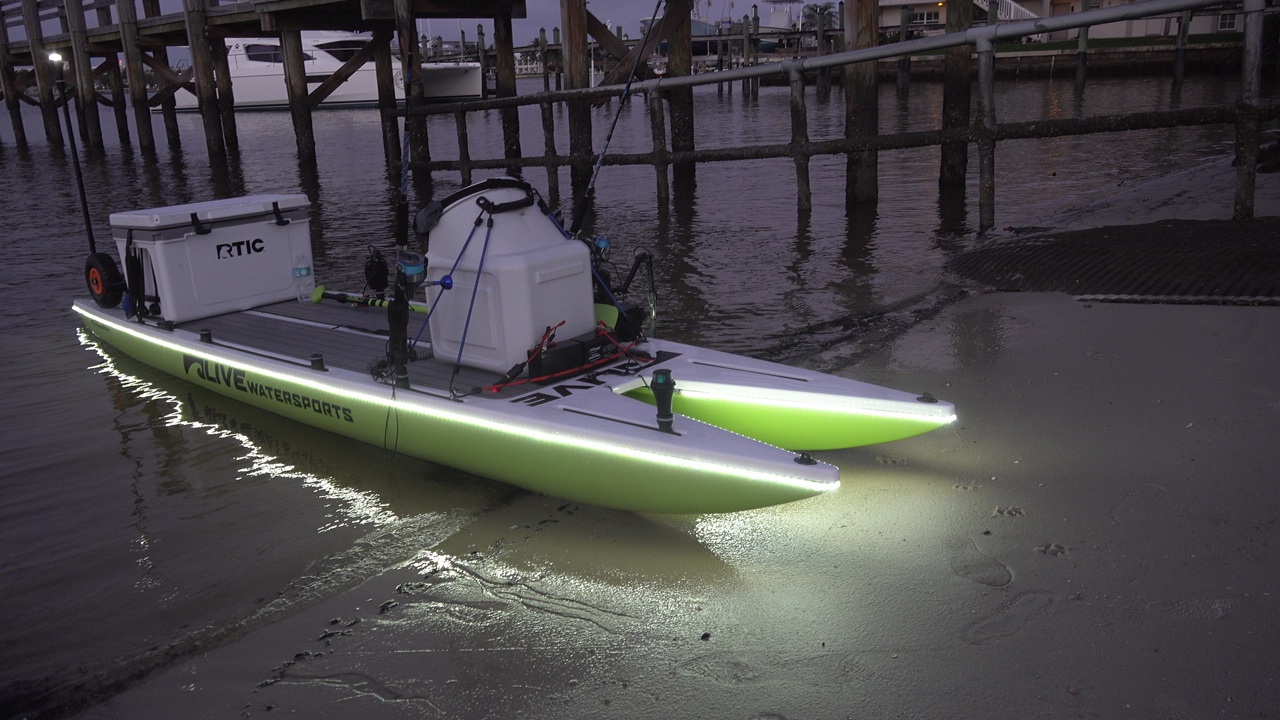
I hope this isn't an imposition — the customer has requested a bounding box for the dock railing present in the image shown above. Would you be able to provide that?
[404,0,1276,230]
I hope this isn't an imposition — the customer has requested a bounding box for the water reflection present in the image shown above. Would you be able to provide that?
[80,328,402,529]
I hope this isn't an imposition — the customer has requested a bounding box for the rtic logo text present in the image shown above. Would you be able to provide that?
[216,238,265,259]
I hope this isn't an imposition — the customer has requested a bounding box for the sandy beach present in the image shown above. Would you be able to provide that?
[64,156,1280,719]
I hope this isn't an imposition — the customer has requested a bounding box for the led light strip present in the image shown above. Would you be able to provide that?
[75,304,840,495]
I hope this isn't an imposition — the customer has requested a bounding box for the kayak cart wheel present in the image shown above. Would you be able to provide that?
[85,252,125,308]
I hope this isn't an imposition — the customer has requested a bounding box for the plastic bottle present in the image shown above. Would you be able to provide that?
[293,255,314,302]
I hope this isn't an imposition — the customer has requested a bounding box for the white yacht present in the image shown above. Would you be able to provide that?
[170,32,483,111]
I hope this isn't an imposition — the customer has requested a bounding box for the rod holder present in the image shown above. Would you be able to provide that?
[651,369,676,434]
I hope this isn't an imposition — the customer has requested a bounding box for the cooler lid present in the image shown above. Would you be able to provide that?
[109,194,310,230]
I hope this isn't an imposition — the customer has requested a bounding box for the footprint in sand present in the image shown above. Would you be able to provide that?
[1146,598,1235,621]
[1110,483,1168,525]
[949,539,1013,588]
[962,590,1056,645]
[675,653,759,684]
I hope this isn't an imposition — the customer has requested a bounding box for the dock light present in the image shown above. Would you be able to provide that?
[48,52,62,63]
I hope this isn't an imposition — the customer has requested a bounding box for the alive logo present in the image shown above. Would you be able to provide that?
[181,353,355,423]
[216,237,265,259]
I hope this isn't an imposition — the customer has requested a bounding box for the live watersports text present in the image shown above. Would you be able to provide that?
[182,354,355,423]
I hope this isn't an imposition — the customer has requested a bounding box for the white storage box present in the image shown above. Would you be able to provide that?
[426,182,595,374]
[110,195,312,323]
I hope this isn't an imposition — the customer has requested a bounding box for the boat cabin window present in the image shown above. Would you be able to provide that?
[316,41,365,62]
[243,44,314,64]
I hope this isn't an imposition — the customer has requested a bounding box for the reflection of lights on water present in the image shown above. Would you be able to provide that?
[78,328,399,532]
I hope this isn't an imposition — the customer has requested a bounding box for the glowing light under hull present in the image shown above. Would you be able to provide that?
[74,302,841,514]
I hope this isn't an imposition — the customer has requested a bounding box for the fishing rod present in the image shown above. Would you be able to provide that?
[311,285,430,314]
[567,0,666,237]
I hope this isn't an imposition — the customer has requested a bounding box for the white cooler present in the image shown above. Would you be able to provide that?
[110,195,312,323]
[425,184,595,374]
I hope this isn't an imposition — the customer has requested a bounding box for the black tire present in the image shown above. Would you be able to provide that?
[85,252,124,308]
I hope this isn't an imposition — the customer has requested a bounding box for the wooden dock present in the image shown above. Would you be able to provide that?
[0,0,528,164]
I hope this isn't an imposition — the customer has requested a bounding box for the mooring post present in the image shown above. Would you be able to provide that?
[393,0,428,169]
[842,0,878,205]
[115,0,153,154]
[63,0,103,151]
[138,0,179,151]
[0,14,28,145]
[181,0,225,160]
[647,90,670,208]
[816,12,830,99]
[667,0,696,185]
[372,27,400,170]
[1173,11,1191,87]
[539,29,550,92]
[210,38,239,155]
[476,24,489,100]
[939,0,972,187]
[279,29,316,165]
[454,108,472,185]
[976,36,997,232]
[1075,25,1089,87]
[1234,0,1264,220]
[897,7,912,95]
[553,27,562,91]
[20,0,62,145]
[789,66,812,212]
[493,10,522,174]
[539,100,560,205]
[561,0,593,196]
[95,4,130,148]
[741,14,751,96]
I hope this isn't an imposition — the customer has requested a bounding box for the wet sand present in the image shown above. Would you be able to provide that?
[77,158,1280,719]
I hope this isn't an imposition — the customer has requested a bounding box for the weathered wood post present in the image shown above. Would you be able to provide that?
[667,0,696,185]
[1234,0,1265,220]
[553,27,562,90]
[493,9,522,173]
[816,11,830,99]
[143,0,181,151]
[843,0,878,205]
[539,29,551,92]
[975,35,997,231]
[647,90,670,207]
[63,0,103,151]
[210,38,239,154]
[561,0,593,196]
[789,65,812,211]
[454,108,472,185]
[374,27,400,170]
[897,7,912,95]
[280,29,316,164]
[393,0,427,169]
[115,0,154,155]
[539,100,561,204]
[0,15,28,145]
[20,0,62,145]
[95,4,129,148]
[181,0,226,160]
[1173,10,1191,87]
[1075,25,1089,87]
[476,24,489,100]
[939,0,972,187]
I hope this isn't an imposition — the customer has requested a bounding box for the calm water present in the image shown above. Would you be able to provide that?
[0,73,1240,716]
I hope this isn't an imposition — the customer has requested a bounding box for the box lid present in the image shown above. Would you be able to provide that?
[109,194,310,230]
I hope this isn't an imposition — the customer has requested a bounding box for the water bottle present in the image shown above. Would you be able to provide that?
[293,256,314,302]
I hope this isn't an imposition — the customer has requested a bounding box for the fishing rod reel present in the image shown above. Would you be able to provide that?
[587,236,657,342]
